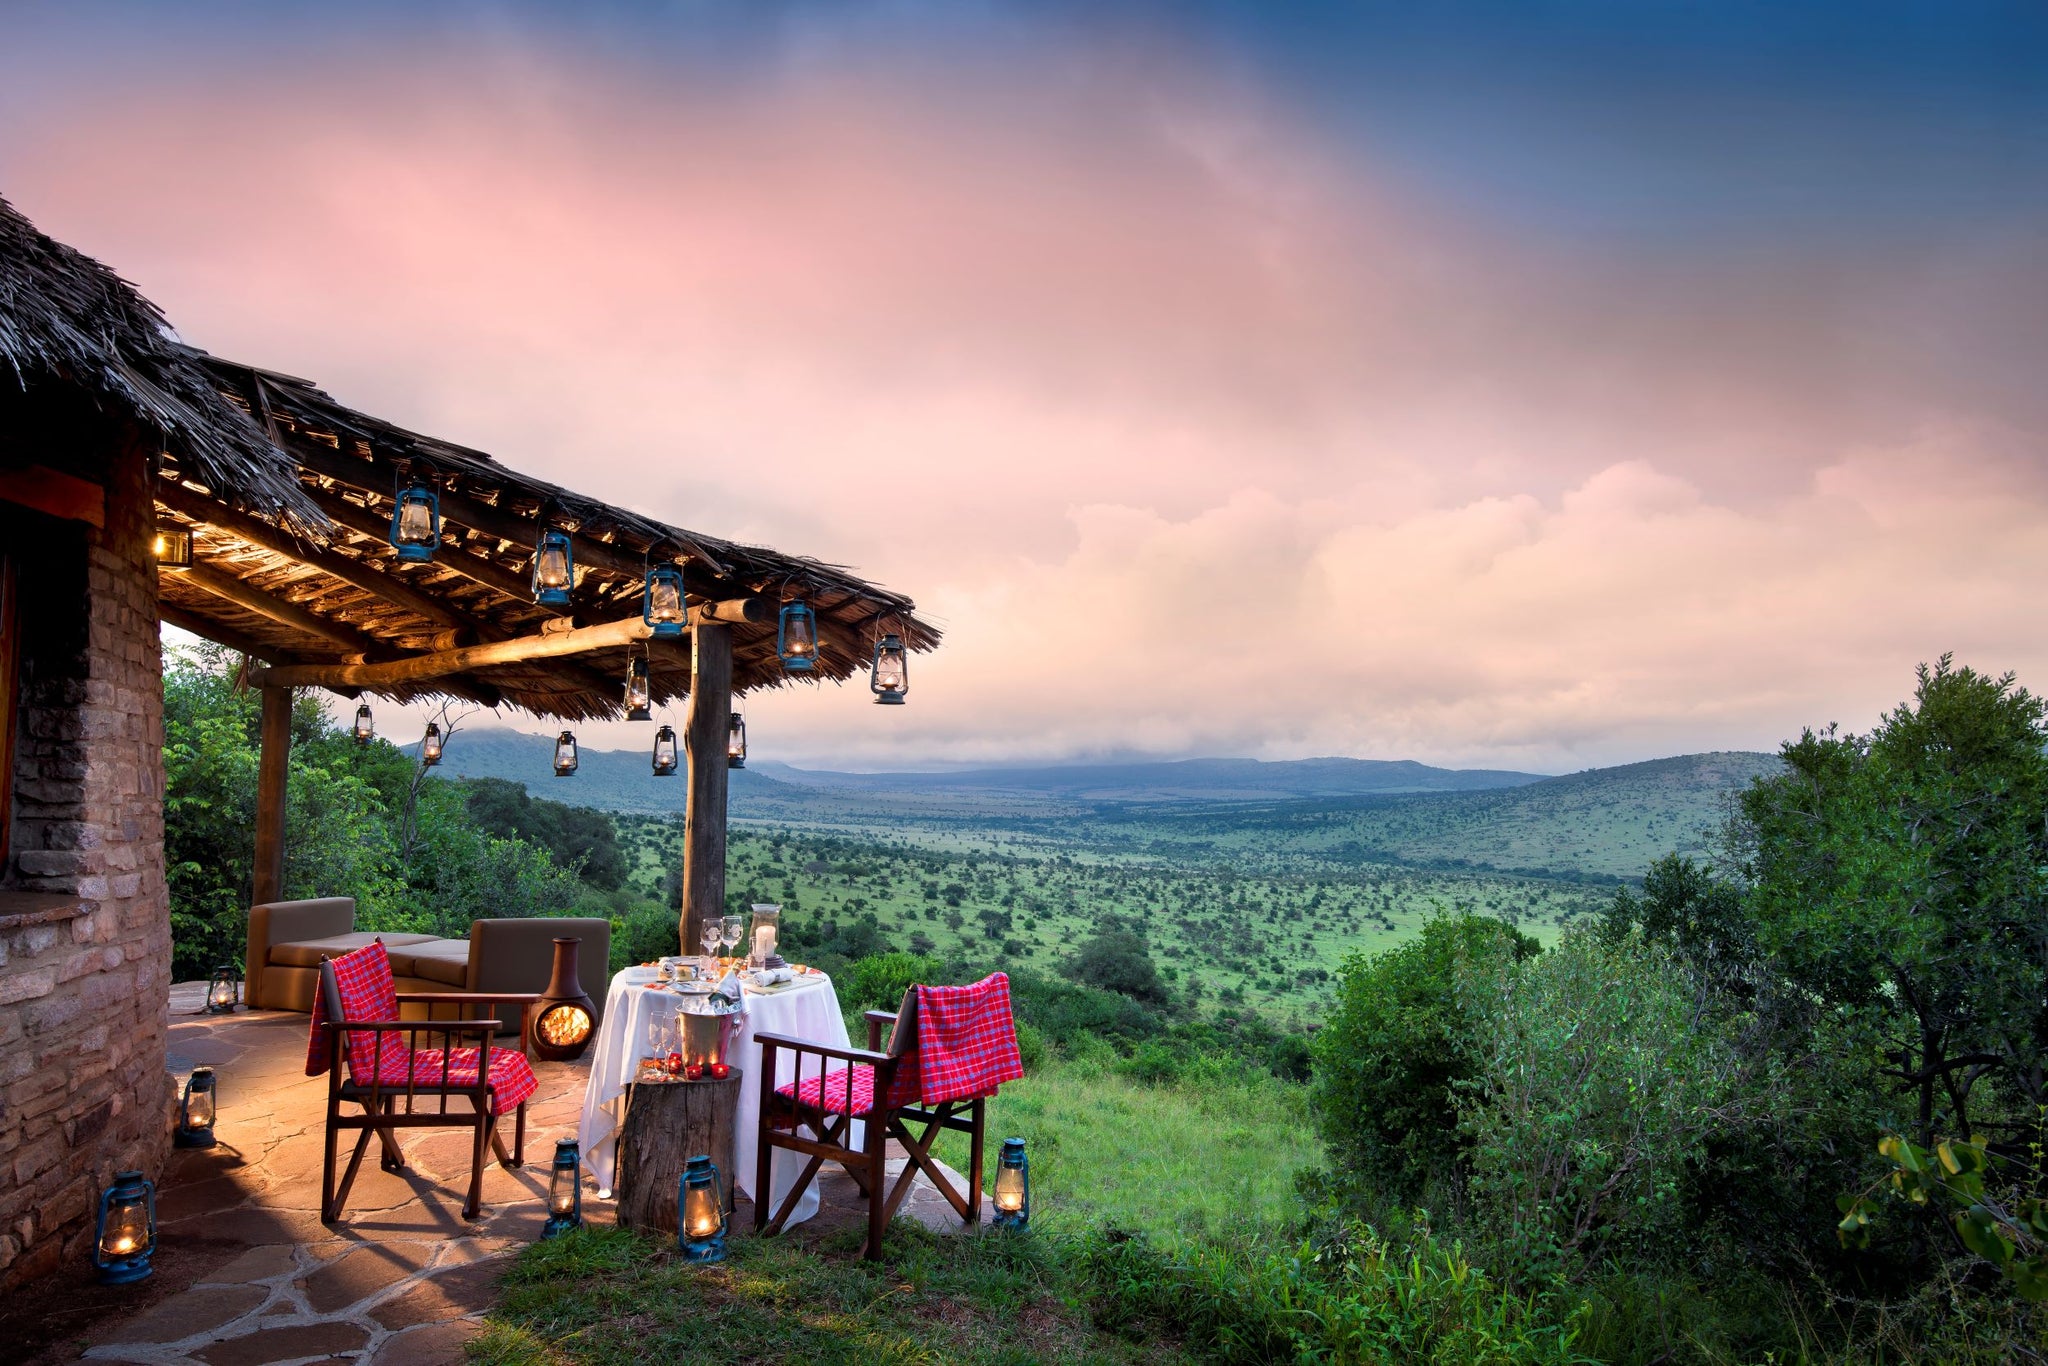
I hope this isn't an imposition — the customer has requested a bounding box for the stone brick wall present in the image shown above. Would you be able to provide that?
[0,442,173,1287]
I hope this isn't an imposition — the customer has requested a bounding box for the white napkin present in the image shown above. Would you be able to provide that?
[715,970,745,1003]
[752,967,793,986]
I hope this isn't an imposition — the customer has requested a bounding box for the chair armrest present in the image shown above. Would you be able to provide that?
[864,1010,899,1051]
[752,1030,892,1069]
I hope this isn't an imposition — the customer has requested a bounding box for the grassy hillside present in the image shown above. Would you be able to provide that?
[1080,751,1780,882]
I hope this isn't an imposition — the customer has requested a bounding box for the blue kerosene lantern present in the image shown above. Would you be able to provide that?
[678,1154,727,1263]
[388,477,440,562]
[992,1137,1030,1231]
[543,1139,583,1238]
[778,601,817,672]
[94,1171,157,1284]
[643,562,687,639]
[532,527,575,606]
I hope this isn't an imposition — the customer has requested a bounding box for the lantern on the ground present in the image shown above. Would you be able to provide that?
[652,724,679,776]
[352,703,374,744]
[871,632,908,705]
[543,1139,583,1237]
[553,731,579,776]
[421,722,444,766]
[625,656,652,721]
[532,937,597,1061]
[206,964,238,1014]
[388,477,440,562]
[727,712,746,769]
[643,562,686,639]
[151,523,193,568]
[678,1154,727,1263]
[94,1171,156,1284]
[778,601,816,672]
[175,1067,218,1148]
[532,527,574,606]
[992,1137,1030,1231]
[747,903,781,970]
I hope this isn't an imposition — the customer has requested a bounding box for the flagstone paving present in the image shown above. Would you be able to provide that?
[30,982,982,1365]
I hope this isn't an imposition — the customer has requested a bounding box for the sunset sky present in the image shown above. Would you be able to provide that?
[6,2,2045,772]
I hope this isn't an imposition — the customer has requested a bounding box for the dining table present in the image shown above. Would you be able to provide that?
[576,963,855,1226]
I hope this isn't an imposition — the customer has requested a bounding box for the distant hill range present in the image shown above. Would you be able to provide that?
[749,755,1548,800]
[427,727,1780,882]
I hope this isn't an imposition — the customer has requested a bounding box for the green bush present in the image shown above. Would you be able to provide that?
[1070,928,1170,1005]
[841,952,947,1012]
[1311,913,1538,1202]
[1118,1040,1187,1086]
[1013,1020,1048,1074]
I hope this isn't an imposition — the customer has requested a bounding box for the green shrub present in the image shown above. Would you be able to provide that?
[841,952,946,1012]
[1071,929,1170,1005]
[1013,1020,1048,1074]
[612,902,679,973]
[1311,913,1538,1202]
[1118,1040,1187,1086]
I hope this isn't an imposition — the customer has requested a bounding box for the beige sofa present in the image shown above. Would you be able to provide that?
[246,897,609,1033]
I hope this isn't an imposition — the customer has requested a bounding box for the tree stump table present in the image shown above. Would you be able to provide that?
[615,1068,741,1233]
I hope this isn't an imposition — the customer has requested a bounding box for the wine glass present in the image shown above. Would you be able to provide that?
[699,917,721,970]
[720,914,743,965]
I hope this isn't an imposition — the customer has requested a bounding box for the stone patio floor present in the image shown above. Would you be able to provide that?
[34,984,981,1365]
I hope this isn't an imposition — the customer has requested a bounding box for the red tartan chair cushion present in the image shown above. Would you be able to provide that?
[781,1063,878,1117]
[356,1046,541,1111]
[305,939,537,1111]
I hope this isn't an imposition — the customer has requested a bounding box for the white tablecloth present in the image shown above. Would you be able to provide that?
[577,965,853,1226]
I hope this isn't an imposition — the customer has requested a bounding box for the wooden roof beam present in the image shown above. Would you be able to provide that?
[250,613,655,691]
[175,563,384,656]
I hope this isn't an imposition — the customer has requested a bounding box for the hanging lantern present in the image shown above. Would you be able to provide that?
[553,731,579,776]
[150,523,193,568]
[175,1067,218,1149]
[778,601,816,672]
[532,527,575,606]
[625,656,652,721]
[871,632,908,705]
[206,964,238,1014]
[352,703,374,744]
[543,1139,584,1237]
[388,477,441,563]
[652,724,679,776]
[93,1172,157,1284]
[421,722,444,766]
[992,1137,1030,1231]
[642,562,686,639]
[726,712,746,769]
[678,1154,728,1263]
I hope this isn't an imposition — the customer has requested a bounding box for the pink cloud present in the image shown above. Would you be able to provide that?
[11,31,2044,769]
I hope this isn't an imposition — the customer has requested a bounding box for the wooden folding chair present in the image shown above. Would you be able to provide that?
[754,974,1021,1260]
[308,941,542,1223]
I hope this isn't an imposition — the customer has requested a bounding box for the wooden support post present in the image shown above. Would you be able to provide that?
[248,685,293,1006]
[681,624,732,956]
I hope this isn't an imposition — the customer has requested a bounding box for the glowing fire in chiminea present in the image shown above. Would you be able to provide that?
[537,1005,591,1048]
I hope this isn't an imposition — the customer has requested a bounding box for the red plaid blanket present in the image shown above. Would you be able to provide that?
[912,973,1023,1105]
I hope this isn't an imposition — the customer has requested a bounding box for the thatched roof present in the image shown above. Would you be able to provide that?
[0,196,320,528]
[3,196,935,720]
[151,357,938,719]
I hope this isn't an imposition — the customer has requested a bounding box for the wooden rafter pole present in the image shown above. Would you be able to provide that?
[680,623,732,958]
[248,614,655,691]
[177,563,382,655]
[157,602,310,665]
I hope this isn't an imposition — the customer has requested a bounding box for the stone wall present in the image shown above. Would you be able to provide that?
[0,441,173,1287]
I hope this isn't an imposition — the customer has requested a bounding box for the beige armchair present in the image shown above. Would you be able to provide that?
[246,897,610,1032]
